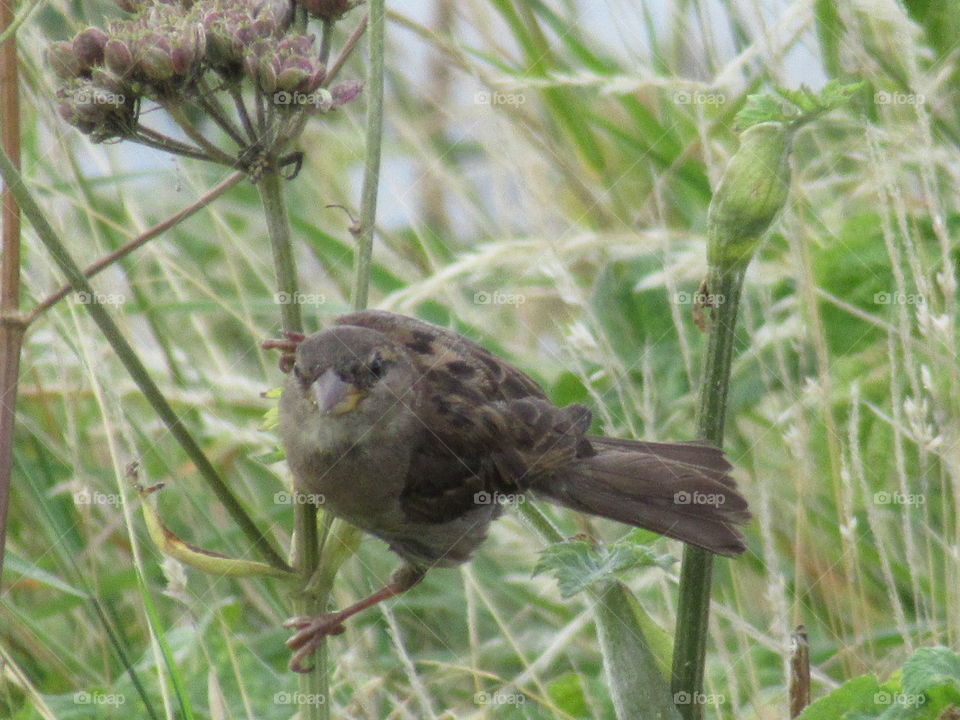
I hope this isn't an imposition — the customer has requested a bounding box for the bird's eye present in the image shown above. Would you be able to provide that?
[293,364,305,382]
[368,354,384,378]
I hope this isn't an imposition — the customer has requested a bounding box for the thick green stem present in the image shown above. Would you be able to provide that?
[256,165,328,715]
[258,169,303,334]
[671,266,745,720]
[0,148,292,575]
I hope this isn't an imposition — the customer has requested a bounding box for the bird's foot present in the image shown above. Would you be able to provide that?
[262,331,306,373]
[283,613,347,673]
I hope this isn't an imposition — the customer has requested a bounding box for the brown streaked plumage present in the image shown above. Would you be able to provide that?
[273,309,750,672]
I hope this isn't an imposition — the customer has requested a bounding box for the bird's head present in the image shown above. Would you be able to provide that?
[288,326,416,420]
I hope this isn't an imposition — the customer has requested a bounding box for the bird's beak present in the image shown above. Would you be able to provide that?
[312,369,363,416]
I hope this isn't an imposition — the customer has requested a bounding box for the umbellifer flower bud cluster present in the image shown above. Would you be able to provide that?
[49,0,364,171]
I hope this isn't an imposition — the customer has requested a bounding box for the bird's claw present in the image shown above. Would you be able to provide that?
[262,331,306,373]
[284,614,347,673]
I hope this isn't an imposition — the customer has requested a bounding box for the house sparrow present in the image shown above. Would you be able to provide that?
[270,310,749,672]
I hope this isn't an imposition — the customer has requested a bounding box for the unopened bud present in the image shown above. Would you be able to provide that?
[73,27,108,68]
[49,42,81,80]
[707,121,791,270]
[140,45,175,80]
[104,39,135,75]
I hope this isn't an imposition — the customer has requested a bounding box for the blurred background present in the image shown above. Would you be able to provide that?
[3,0,959,717]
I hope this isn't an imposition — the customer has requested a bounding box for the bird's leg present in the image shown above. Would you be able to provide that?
[261,330,306,373]
[284,565,425,673]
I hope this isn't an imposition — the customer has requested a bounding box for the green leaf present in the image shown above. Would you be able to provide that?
[795,675,882,720]
[252,447,286,465]
[259,403,279,431]
[533,531,672,599]
[4,552,89,599]
[735,81,864,130]
[547,673,589,717]
[595,582,682,720]
[734,94,787,129]
[902,647,960,696]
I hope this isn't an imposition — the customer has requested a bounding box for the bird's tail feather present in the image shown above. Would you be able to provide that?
[533,437,750,556]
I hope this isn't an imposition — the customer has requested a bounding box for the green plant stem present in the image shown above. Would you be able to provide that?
[0,147,292,575]
[517,501,563,543]
[132,128,216,163]
[193,86,248,148]
[165,103,238,166]
[255,164,326,716]
[351,0,384,311]
[670,265,745,720]
[257,170,302,334]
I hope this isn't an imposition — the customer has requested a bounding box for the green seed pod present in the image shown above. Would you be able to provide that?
[707,121,792,271]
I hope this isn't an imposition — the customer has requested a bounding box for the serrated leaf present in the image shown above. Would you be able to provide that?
[902,647,960,696]
[534,532,669,598]
[735,94,787,129]
[736,81,863,131]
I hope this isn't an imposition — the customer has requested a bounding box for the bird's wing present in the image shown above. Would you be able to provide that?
[335,310,547,401]
[335,311,592,523]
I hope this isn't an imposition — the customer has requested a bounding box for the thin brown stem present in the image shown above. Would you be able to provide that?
[25,172,246,324]
[324,14,368,87]
[0,0,21,585]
